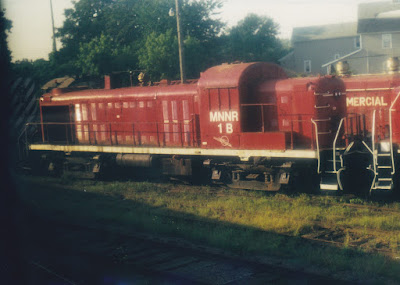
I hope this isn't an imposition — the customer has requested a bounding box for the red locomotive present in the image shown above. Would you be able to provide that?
[334,59,400,192]
[27,62,347,191]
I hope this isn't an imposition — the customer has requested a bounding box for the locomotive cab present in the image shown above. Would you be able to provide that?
[197,63,346,191]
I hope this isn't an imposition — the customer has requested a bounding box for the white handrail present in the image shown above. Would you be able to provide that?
[311,119,321,174]
[372,110,377,176]
[389,90,400,175]
[333,118,344,172]
[370,110,377,194]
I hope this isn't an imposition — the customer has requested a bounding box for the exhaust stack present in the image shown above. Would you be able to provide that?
[336,61,350,76]
[386,57,399,74]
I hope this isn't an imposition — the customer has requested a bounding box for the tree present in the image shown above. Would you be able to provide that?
[0,9,12,69]
[12,59,55,86]
[184,36,207,79]
[55,0,224,78]
[225,13,286,63]
[57,0,115,59]
[138,29,179,80]
[76,34,117,76]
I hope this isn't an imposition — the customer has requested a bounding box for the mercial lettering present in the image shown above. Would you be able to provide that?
[346,96,388,107]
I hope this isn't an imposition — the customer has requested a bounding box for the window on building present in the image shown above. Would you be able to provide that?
[334,54,340,60]
[382,34,392,49]
[354,36,361,48]
[304,60,311,73]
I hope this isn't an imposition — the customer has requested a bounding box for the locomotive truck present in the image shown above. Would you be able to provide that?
[25,62,348,192]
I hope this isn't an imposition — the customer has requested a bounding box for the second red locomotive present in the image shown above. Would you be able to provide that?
[334,59,400,193]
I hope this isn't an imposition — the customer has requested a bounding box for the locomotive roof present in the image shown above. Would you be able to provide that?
[197,62,287,89]
[44,83,199,102]
[42,62,288,103]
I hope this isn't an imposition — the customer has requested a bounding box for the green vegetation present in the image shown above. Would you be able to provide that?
[17,175,400,282]
[11,0,291,87]
[0,9,12,71]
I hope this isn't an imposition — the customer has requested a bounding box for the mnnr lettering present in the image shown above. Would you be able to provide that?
[209,111,239,122]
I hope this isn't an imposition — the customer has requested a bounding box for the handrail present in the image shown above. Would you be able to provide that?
[314,104,330,109]
[27,120,197,148]
[311,119,321,173]
[371,110,377,177]
[26,119,194,126]
[389,90,400,175]
[361,141,374,155]
[333,118,344,172]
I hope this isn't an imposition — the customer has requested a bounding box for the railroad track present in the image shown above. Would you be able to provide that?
[21,209,354,285]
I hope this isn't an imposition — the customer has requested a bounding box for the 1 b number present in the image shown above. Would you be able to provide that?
[218,123,233,134]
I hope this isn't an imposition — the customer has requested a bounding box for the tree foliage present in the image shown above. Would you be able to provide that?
[138,30,179,80]
[225,13,287,63]
[12,59,54,85]
[13,1,290,83]
[53,0,225,80]
[0,9,12,69]
[76,34,117,76]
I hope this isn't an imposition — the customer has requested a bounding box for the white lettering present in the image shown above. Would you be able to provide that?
[224,111,232,121]
[346,98,354,106]
[226,123,233,134]
[209,111,239,122]
[346,96,388,107]
[232,111,238,121]
[210,112,218,122]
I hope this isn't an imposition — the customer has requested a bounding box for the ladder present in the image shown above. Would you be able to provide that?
[312,118,345,191]
[370,109,395,192]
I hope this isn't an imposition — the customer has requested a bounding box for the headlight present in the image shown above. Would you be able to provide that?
[380,141,391,153]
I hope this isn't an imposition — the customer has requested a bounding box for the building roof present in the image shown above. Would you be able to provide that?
[358,1,400,33]
[358,1,400,19]
[292,22,357,43]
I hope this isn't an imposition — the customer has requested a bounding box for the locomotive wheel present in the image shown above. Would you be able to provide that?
[48,160,64,177]
[290,165,319,194]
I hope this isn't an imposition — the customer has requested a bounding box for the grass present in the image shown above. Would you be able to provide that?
[16,174,400,282]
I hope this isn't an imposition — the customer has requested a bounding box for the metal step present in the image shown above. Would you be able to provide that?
[377,166,392,169]
[320,183,339,190]
[320,174,339,191]
[377,153,391,157]
[377,178,392,181]
[317,131,332,135]
[327,160,341,163]
[373,185,392,190]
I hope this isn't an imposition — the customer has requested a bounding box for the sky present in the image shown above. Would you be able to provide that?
[2,0,389,62]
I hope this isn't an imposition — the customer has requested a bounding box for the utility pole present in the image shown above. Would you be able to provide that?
[175,0,186,83]
[50,0,57,53]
